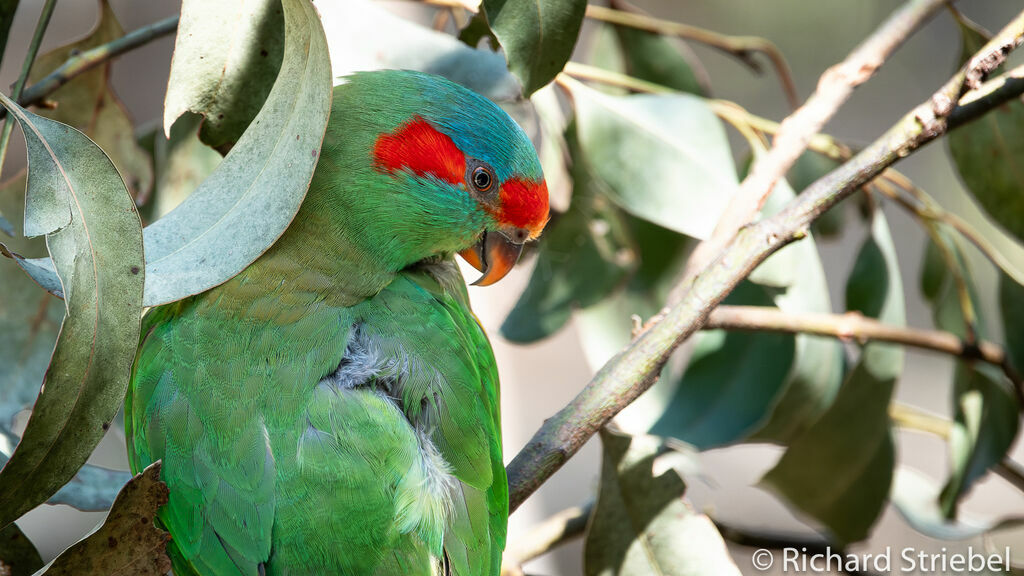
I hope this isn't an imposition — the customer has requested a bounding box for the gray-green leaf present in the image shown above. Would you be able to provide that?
[585,429,741,576]
[0,94,145,529]
[611,25,708,96]
[164,0,284,151]
[0,523,43,576]
[568,80,738,240]
[482,0,586,96]
[761,209,905,544]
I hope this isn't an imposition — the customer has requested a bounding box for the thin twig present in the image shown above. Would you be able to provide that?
[705,305,1012,382]
[674,0,954,305]
[0,0,57,179]
[506,9,1024,513]
[9,14,179,118]
[501,502,592,573]
[584,3,798,108]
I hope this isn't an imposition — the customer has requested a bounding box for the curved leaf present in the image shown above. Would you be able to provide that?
[1001,272,1024,374]
[482,0,586,96]
[948,14,1024,244]
[568,81,738,240]
[762,208,904,545]
[34,462,170,576]
[164,0,285,151]
[0,95,145,529]
[939,364,1019,516]
[142,0,329,306]
[584,429,740,576]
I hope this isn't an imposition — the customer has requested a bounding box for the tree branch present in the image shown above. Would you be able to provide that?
[705,305,1019,390]
[506,9,1024,513]
[0,14,179,121]
[675,0,954,302]
[584,3,797,108]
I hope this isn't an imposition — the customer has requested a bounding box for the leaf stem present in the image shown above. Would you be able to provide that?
[7,14,180,119]
[0,0,57,180]
[505,7,1024,513]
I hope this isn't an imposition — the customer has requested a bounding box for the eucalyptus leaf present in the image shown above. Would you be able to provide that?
[150,114,222,220]
[482,0,586,96]
[948,14,1024,245]
[501,125,634,343]
[0,94,145,529]
[612,25,708,96]
[0,523,43,576]
[0,177,130,513]
[892,467,994,541]
[584,429,741,576]
[762,209,904,545]
[785,150,845,238]
[939,364,1019,516]
[1000,272,1024,373]
[33,463,170,576]
[28,0,153,203]
[0,0,18,71]
[316,0,519,102]
[568,80,738,240]
[164,0,284,151]
[920,223,985,339]
[458,10,498,50]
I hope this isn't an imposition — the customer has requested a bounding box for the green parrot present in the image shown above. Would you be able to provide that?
[125,69,549,576]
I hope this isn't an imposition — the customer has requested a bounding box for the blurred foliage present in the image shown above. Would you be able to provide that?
[0,0,1022,572]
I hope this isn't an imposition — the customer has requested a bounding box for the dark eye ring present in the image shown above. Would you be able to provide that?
[472,166,493,192]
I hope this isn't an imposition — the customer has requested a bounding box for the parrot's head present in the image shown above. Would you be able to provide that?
[337,70,549,286]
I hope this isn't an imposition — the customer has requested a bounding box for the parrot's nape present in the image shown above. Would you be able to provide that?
[125,70,549,576]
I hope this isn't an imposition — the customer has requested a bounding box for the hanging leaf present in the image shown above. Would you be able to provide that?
[0,94,145,529]
[481,0,587,96]
[939,364,1019,516]
[164,0,285,152]
[1000,272,1024,373]
[947,14,1024,245]
[568,80,738,240]
[457,10,498,50]
[149,114,222,220]
[785,150,845,238]
[584,429,741,576]
[34,463,170,576]
[891,467,1000,541]
[762,208,905,544]
[0,523,43,576]
[501,124,635,343]
[27,0,154,203]
[649,281,795,448]
[0,177,131,513]
[532,86,572,211]
[919,226,983,338]
[645,161,840,447]
[317,0,519,102]
[612,25,708,96]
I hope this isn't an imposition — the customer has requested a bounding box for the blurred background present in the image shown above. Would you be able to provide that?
[1,1,1023,574]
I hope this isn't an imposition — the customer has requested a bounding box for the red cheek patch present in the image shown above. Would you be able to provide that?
[497,178,549,238]
[373,116,466,186]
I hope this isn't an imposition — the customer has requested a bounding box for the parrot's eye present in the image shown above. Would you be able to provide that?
[471,166,493,192]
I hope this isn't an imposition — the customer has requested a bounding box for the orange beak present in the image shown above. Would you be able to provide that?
[458,229,526,286]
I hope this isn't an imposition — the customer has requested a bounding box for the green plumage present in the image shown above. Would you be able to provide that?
[126,70,544,575]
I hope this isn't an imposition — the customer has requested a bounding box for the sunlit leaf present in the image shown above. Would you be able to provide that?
[482,0,586,96]
[0,95,145,529]
[316,0,519,102]
[164,0,284,152]
[34,462,170,576]
[0,523,42,576]
[585,429,741,576]
[612,25,708,96]
[568,80,737,240]
[501,125,634,342]
[948,14,1024,245]
[762,208,904,544]
[939,364,1018,516]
